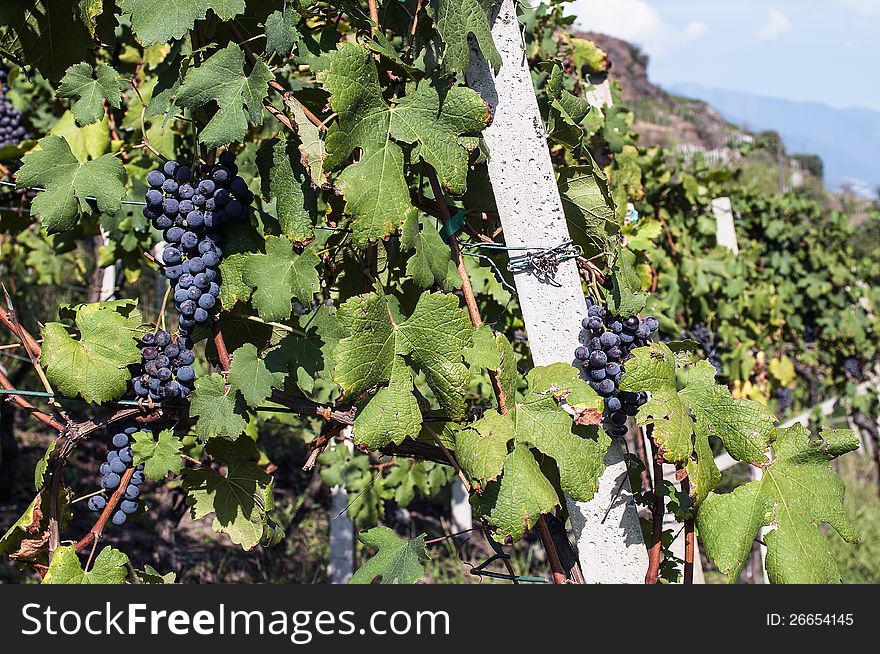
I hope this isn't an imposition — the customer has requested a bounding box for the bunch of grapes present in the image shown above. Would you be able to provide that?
[142,151,252,340]
[775,387,793,414]
[575,298,658,437]
[87,424,147,526]
[843,357,862,381]
[0,95,29,149]
[803,318,819,344]
[689,323,723,377]
[132,329,195,402]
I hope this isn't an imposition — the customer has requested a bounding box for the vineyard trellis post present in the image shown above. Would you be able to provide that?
[328,430,355,584]
[465,0,647,582]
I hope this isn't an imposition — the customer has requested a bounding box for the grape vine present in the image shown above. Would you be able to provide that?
[0,0,873,587]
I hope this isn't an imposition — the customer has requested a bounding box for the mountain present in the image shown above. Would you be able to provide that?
[667,84,880,197]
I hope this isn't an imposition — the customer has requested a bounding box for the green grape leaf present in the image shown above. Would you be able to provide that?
[264,4,300,57]
[174,43,272,148]
[382,459,454,507]
[318,445,385,528]
[321,44,489,246]
[130,429,184,481]
[333,290,473,420]
[189,373,248,441]
[350,527,427,584]
[473,444,559,542]
[43,545,128,584]
[136,565,177,584]
[120,0,246,46]
[218,253,252,309]
[620,342,774,472]
[41,302,141,404]
[184,453,272,551]
[353,356,422,449]
[511,364,608,501]
[698,426,859,584]
[455,410,513,490]
[558,157,619,261]
[603,248,647,316]
[431,0,501,74]
[57,62,124,126]
[17,135,127,233]
[256,135,316,244]
[241,236,320,321]
[34,442,55,491]
[229,343,286,408]
[401,213,460,290]
[0,0,93,81]
[287,97,328,188]
[463,324,502,370]
[265,305,345,394]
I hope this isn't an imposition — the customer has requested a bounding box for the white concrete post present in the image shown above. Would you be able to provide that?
[450,479,473,535]
[466,0,647,583]
[328,431,355,584]
[99,228,116,301]
[712,197,739,255]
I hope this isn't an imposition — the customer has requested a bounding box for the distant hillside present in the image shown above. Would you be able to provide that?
[668,84,880,197]
[578,32,879,198]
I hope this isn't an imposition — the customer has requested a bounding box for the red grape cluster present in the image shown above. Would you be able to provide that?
[575,298,658,437]
[142,151,253,340]
[88,424,147,526]
[132,328,195,402]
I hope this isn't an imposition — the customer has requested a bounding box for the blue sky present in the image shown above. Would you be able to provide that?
[566,0,880,110]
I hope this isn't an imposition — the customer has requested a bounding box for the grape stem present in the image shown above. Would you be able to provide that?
[644,425,665,584]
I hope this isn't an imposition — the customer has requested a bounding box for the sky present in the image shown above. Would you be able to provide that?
[566,0,880,111]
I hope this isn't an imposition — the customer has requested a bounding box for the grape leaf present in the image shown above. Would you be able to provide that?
[241,236,321,321]
[228,343,286,408]
[463,324,502,370]
[57,62,124,126]
[698,426,859,584]
[455,410,513,490]
[174,43,272,148]
[431,0,501,74]
[34,442,55,491]
[620,342,774,467]
[218,253,252,309]
[350,527,427,584]
[603,248,647,317]
[321,44,489,246]
[189,373,248,441]
[265,305,345,394]
[473,444,559,542]
[184,451,272,551]
[130,429,184,481]
[43,545,128,584]
[17,135,127,233]
[401,213,460,290]
[41,302,141,404]
[352,356,422,449]
[119,0,246,46]
[0,0,93,81]
[333,290,473,420]
[264,3,300,57]
[256,135,316,244]
[558,157,619,261]
[511,364,608,501]
[0,490,51,560]
[286,97,328,188]
[382,459,455,507]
